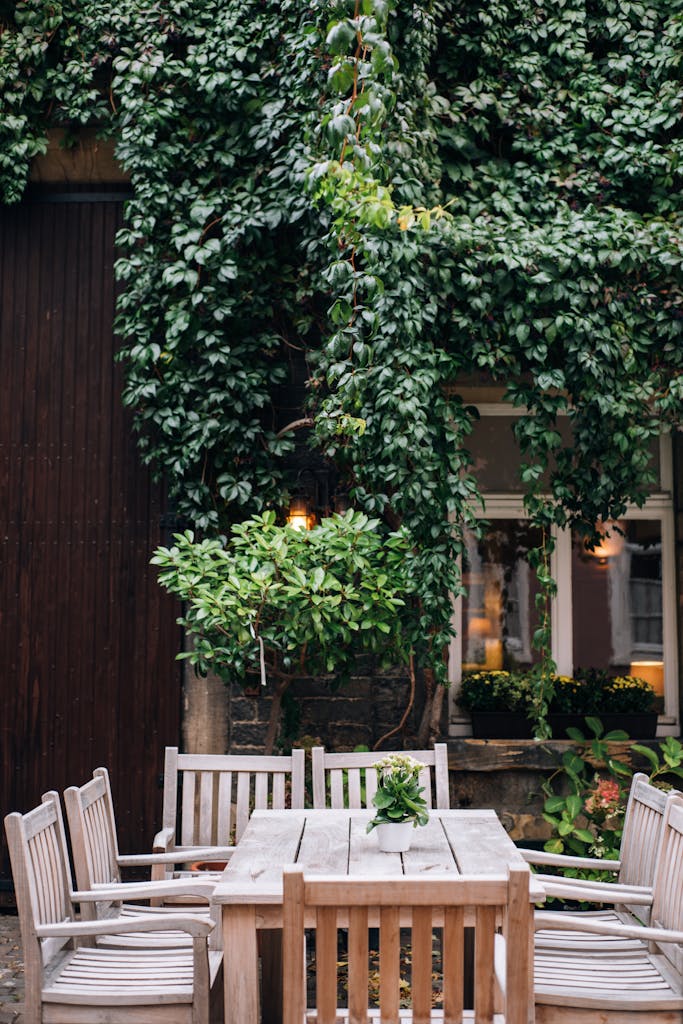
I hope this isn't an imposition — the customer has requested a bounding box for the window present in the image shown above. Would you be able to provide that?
[448,408,677,736]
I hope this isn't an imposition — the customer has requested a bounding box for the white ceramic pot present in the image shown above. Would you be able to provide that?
[374,820,415,853]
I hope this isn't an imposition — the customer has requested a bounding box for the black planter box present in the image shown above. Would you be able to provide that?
[469,711,658,740]
[469,712,533,739]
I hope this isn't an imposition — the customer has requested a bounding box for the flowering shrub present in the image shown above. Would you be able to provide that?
[457,669,655,717]
[583,777,621,818]
[540,727,683,874]
[601,676,657,713]
[456,671,532,713]
[366,753,430,832]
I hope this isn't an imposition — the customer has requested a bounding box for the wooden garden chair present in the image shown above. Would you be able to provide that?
[311,744,450,810]
[63,769,219,944]
[153,746,306,878]
[282,863,532,1024]
[521,773,677,950]
[524,774,671,950]
[4,793,223,1024]
[532,792,683,1022]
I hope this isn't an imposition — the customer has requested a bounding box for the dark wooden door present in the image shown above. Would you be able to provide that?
[0,192,182,890]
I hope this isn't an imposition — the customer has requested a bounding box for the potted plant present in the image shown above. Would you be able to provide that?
[457,670,658,739]
[550,671,657,738]
[456,671,534,737]
[366,753,430,852]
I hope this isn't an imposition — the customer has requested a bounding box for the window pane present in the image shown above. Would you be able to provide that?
[462,520,544,671]
[571,519,664,695]
[469,416,661,493]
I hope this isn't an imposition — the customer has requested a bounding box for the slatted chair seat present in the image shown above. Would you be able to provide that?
[42,944,223,1008]
[311,744,450,810]
[4,794,223,1024]
[63,770,218,946]
[283,865,532,1024]
[533,793,683,1023]
[153,746,306,880]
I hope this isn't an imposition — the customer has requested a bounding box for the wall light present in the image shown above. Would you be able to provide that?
[585,520,625,565]
[287,495,315,531]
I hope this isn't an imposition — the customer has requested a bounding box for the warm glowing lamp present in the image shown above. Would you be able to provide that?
[586,520,625,564]
[629,660,664,698]
[287,496,314,531]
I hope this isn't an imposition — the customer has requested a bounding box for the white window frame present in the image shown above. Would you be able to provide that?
[448,424,677,737]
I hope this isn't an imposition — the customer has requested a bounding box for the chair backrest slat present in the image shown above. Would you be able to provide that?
[379,905,401,1024]
[216,772,233,845]
[348,905,369,1023]
[181,770,197,847]
[311,745,450,811]
[163,746,306,850]
[442,905,465,1021]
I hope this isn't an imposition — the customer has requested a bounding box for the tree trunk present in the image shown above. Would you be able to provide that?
[263,678,291,754]
[415,666,443,747]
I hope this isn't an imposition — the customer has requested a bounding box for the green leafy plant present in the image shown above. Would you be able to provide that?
[541,723,683,877]
[152,509,415,752]
[366,753,430,832]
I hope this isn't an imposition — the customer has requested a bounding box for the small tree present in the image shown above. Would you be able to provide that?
[152,510,416,752]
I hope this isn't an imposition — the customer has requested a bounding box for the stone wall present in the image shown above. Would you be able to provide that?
[225,666,417,754]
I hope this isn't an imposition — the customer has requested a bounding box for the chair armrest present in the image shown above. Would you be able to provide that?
[152,826,175,853]
[72,879,216,902]
[117,847,235,864]
[534,872,651,893]
[534,911,683,946]
[539,880,653,905]
[117,847,234,867]
[519,848,621,872]
[36,914,214,939]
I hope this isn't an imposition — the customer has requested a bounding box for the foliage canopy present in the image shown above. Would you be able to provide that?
[1,0,681,735]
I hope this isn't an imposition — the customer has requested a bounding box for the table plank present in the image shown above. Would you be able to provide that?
[215,810,305,903]
[440,813,523,871]
[349,815,405,875]
[401,816,460,874]
[297,812,352,874]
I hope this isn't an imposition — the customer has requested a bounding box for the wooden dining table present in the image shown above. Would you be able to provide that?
[212,807,544,1024]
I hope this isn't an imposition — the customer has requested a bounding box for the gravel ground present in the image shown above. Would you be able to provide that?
[0,915,23,1024]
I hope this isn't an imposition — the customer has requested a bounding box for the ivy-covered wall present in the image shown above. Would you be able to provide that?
[1,0,681,748]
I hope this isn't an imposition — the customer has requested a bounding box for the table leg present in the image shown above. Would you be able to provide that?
[259,929,283,1024]
[528,917,535,1023]
[222,904,259,1024]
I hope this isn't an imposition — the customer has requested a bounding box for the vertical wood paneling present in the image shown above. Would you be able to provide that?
[0,194,182,887]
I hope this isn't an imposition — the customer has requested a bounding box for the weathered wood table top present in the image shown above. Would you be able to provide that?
[213,807,545,905]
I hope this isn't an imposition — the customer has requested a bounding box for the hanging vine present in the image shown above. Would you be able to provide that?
[0,0,681,740]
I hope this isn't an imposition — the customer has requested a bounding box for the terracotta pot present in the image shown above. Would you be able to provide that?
[188,860,228,872]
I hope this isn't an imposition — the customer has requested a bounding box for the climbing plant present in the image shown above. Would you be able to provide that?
[1,0,681,740]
